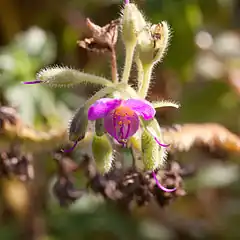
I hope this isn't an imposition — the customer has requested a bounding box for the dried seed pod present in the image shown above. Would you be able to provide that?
[92,134,114,174]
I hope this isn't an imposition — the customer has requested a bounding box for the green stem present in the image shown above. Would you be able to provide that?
[110,47,118,84]
[85,86,116,108]
[138,64,153,98]
[135,57,144,91]
[121,43,136,84]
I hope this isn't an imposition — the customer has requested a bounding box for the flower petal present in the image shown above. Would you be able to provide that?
[104,110,139,143]
[124,99,156,120]
[152,172,176,192]
[146,126,170,147]
[23,80,42,84]
[88,98,122,120]
[62,140,79,153]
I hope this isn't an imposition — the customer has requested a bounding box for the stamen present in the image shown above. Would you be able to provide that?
[120,125,124,139]
[23,80,42,84]
[152,172,176,192]
[62,140,78,153]
[113,114,118,140]
[125,119,131,139]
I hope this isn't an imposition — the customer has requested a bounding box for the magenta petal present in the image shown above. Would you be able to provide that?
[124,99,156,120]
[147,127,170,148]
[88,98,122,121]
[152,172,176,192]
[104,110,139,143]
[154,137,170,147]
[23,80,42,84]
[62,141,78,153]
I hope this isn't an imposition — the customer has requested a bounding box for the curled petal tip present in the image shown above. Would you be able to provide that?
[62,141,78,153]
[152,172,176,193]
[154,137,170,148]
[22,80,42,84]
[125,0,129,4]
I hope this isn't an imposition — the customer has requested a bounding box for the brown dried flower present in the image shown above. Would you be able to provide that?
[77,18,120,53]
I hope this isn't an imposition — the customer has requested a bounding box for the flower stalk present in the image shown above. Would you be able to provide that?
[138,64,153,98]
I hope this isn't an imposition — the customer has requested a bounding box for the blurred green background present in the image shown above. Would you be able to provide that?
[0,0,240,239]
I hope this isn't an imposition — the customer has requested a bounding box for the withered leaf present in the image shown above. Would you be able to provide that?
[77,18,120,53]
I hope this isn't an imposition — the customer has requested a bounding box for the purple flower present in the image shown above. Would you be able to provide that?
[87,98,175,192]
[88,98,168,147]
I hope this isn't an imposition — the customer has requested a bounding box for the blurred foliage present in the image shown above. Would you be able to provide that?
[0,0,240,239]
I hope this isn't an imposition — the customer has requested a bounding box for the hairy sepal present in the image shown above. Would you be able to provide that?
[151,100,180,109]
[68,105,88,142]
[36,66,112,88]
[141,129,160,170]
[142,118,168,168]
[92,134,114,174]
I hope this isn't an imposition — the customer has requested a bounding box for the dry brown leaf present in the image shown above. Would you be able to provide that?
[162,123,240,153]
[77,18,119,53]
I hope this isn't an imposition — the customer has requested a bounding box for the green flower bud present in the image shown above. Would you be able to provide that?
[121,3,147,46]
[142,118,168,170]
[68,106,88,142]
[35,66,112,88]
[92,134,114,174]
[136,22,171,98]
[95,118,106,137]
[141,129,159,170]
[136,21,171,66]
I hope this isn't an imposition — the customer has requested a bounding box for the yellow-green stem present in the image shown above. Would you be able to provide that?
[138,64,153,98]
[121,44,136,84]
[85,83,128,109]
[135,57,144,91]
[111,47,118,84]
[85,86,116,108]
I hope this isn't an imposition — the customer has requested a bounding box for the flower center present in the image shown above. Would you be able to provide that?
[114,105,135,118]
[113,105,135,145]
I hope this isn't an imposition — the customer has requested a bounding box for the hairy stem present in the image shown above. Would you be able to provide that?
[110,47,118,83]
[85,83,130,109]
[138,64,153,98]
[135,57,144,91]
[121,43,135,84]
[85,86,117,108]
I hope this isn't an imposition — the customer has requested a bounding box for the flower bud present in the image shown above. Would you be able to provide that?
[136,21,171,66]
[26,66,112,87]
[95,118,106,137]
[92,134,114,174]
[68,106,88,142]
[141,129,159,170]
[121,3,147,46]
[142,118,168,170]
